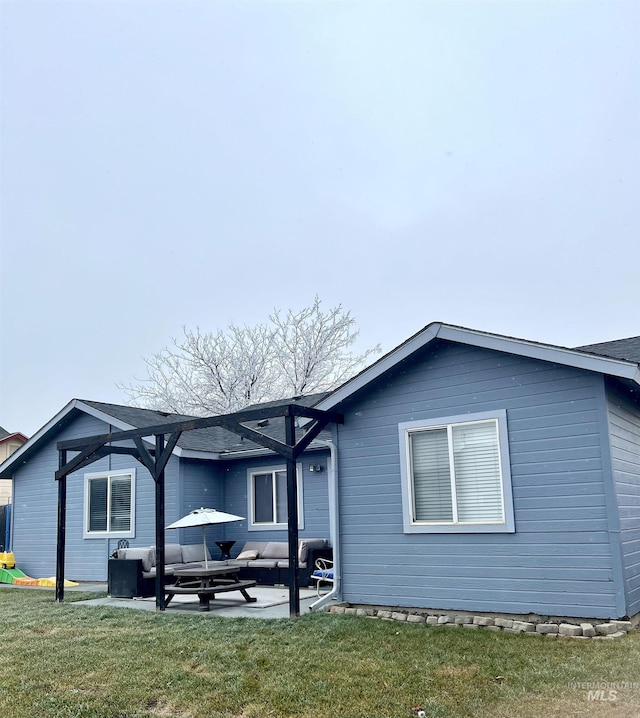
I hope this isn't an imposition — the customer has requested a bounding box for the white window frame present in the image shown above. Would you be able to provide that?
[83,469,136,539]
[399,410,515,533]
[247,463,304,531]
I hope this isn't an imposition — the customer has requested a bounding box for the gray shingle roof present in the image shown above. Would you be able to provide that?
[80,396,331,456]
[0,427,10,440]
[243,392,330,411]
[575,336,640,364]
[80,401,197,428]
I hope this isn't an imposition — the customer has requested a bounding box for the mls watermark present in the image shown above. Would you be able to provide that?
[567,681,639,702]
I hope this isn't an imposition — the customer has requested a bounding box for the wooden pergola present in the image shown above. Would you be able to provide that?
[55,403,342,617]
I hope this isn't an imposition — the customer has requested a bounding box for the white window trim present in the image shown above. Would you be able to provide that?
[247,463,304,532]
[399,410,515,534]
[83,469,136,539]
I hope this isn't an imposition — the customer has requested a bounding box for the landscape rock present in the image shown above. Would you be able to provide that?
[580,623,596,637]
[455,615,474,624]
[612,621,632,632]
[595,623,618,635]
[512,621,535,633]
[535,624,559,634]
[494,618,514,629]
[407,614,426,624]
[473,616,495,626]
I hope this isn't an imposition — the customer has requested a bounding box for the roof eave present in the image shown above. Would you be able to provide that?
[165,446,295,462]
[173,448,221,460]
[0,432,28,446]
[436,325,640,380]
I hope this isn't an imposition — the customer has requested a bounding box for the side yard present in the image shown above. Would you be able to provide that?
[0,589,638,718]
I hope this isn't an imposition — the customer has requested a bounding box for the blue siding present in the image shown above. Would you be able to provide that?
[220,451,331,554]
[12,411,178,581]
[606,387,640,617]
[336,341,619,618]
[173,459,224,551]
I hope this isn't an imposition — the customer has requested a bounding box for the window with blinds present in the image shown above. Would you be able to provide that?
[85,471,134,536]
[408,419,505,525]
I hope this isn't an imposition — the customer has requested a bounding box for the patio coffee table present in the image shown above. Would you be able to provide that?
[165,565,257,611]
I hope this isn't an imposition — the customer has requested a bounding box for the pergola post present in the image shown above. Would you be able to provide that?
[55,450,67,603]
[154,434,166,611]
[285,413,300,618]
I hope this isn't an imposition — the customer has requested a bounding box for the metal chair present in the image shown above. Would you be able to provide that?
[110,538,129,559]
[310,557,334,597]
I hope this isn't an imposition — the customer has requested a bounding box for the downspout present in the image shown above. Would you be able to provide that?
[310,433,341,611]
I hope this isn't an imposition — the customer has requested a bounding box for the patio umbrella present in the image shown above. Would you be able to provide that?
[166,508,244,569]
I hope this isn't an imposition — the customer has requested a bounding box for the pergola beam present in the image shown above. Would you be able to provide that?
[133,437,156,476]
[55,441,106,480]
[222,423,293,461]
[56,405,343,453]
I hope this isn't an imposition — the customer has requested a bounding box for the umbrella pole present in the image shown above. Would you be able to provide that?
[202,526,209,569]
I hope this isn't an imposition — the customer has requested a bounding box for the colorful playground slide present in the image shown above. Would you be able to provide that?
[0,552,78,587]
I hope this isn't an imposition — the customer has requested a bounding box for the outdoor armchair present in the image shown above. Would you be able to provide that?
[310,557,334,597]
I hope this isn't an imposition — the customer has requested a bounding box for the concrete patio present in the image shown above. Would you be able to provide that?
[68,583,325,618]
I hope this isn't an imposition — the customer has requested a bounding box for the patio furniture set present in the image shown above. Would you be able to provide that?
[108,538,332,609]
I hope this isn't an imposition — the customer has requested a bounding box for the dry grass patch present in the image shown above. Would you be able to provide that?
[147,698,195,717]
[433,664,481,680]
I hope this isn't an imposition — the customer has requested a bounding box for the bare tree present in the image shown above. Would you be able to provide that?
[119,297,380,416]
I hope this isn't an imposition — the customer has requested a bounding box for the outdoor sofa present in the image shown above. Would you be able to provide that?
[108,543,215,598]
[228,538,331,586]
[107,539,331,598]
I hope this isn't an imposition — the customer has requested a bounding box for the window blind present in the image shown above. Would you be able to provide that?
[88,477,108,532]
[411,428,453,522]
[409,419,503,524]
[452,421,503,522]
[109,476,132,531]
[275,470,287,524]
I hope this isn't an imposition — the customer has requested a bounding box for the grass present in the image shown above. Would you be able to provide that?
[0,589,639,717]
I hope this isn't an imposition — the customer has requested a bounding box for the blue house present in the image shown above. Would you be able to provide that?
[2,322,640,621]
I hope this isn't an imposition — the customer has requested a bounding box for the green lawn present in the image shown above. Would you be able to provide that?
[0,589,638,718]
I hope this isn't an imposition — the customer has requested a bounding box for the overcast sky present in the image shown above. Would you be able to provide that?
[1,0,639,437]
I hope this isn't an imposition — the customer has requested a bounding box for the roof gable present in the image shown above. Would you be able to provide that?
[316,322,640,412]
[0,399,135,478]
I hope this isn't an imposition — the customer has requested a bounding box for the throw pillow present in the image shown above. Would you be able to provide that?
[236,549,259,560]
